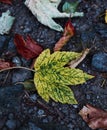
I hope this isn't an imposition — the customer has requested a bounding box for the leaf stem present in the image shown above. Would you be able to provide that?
[0,66,36,73]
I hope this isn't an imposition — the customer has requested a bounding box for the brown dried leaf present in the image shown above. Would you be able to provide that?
[54,20,75,51]
[0,59,13,70]
[79,104,107,129]
[14,34,43,60]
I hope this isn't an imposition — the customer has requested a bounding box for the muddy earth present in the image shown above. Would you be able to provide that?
[0,0,107,130]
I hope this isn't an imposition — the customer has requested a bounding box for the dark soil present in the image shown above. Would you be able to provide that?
[0,0,107,130]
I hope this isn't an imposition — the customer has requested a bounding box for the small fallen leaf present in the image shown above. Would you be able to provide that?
[0,59,13,70]
[105,10,107,23]
[0,10,15,35]
[0,0,12,4]
[69,48,90,68]
[14,34,43,60]
[62,1,80,13]
[79,104,107,129]
[54,19,75,51]
[25,0,84,31]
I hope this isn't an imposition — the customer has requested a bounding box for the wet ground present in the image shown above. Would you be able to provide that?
[0,0,107,130]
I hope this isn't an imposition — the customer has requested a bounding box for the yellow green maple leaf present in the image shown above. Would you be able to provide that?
[34,49,94,104]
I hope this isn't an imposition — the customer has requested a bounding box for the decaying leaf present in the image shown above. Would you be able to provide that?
[34,49,93,104]
[79,104,107,129]
[69,48,90,68]
[0,10,15,35]
[62,1,80,13]
[0,0,12,4]
[0,59,13,70]
[54,19,75,51]
[25,0,84,31]
[14,34,43,60]
[105,10,107,23]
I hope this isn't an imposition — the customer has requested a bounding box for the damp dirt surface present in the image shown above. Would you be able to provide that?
[0,0,107,130]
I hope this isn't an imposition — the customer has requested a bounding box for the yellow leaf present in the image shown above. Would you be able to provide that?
[34,49,94,104]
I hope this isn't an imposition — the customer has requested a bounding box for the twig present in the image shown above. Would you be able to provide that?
[0,66,36,73]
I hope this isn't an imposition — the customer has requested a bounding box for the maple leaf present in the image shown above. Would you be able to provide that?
[34,49,94,104]
[79,104,107,129]
[14,34,43,60]
[54,20,75,51]
[0,0,12,4]
[25,0,84,31]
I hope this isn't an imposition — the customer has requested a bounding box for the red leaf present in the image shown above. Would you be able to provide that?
[54,19,75,51]
[79,104,107,129]
[0,0,12,4]
[14,34,43,60]
[0,59,13,70]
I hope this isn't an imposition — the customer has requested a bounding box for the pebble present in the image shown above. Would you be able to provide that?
[6,120,16,129]
[23,28,32,33]
[86,95,91,100]
[73,105,78,109]
[37,109,45,116]
[12,56,22,66]
[92,53,107,72]
[30,94,37,101]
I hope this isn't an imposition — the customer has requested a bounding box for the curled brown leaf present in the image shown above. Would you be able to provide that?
[79,104,107,129]
[54,19,75,51]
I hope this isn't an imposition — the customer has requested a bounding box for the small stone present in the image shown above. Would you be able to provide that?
[97,95,100,99]
[23,28,32,33]
[6,120,16,129]
[73,105,78,109]
[30,94,37,101]
[86,95,90,100]
[37,109,44,116]
[12,56,22,66]
[92,53,107,72]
